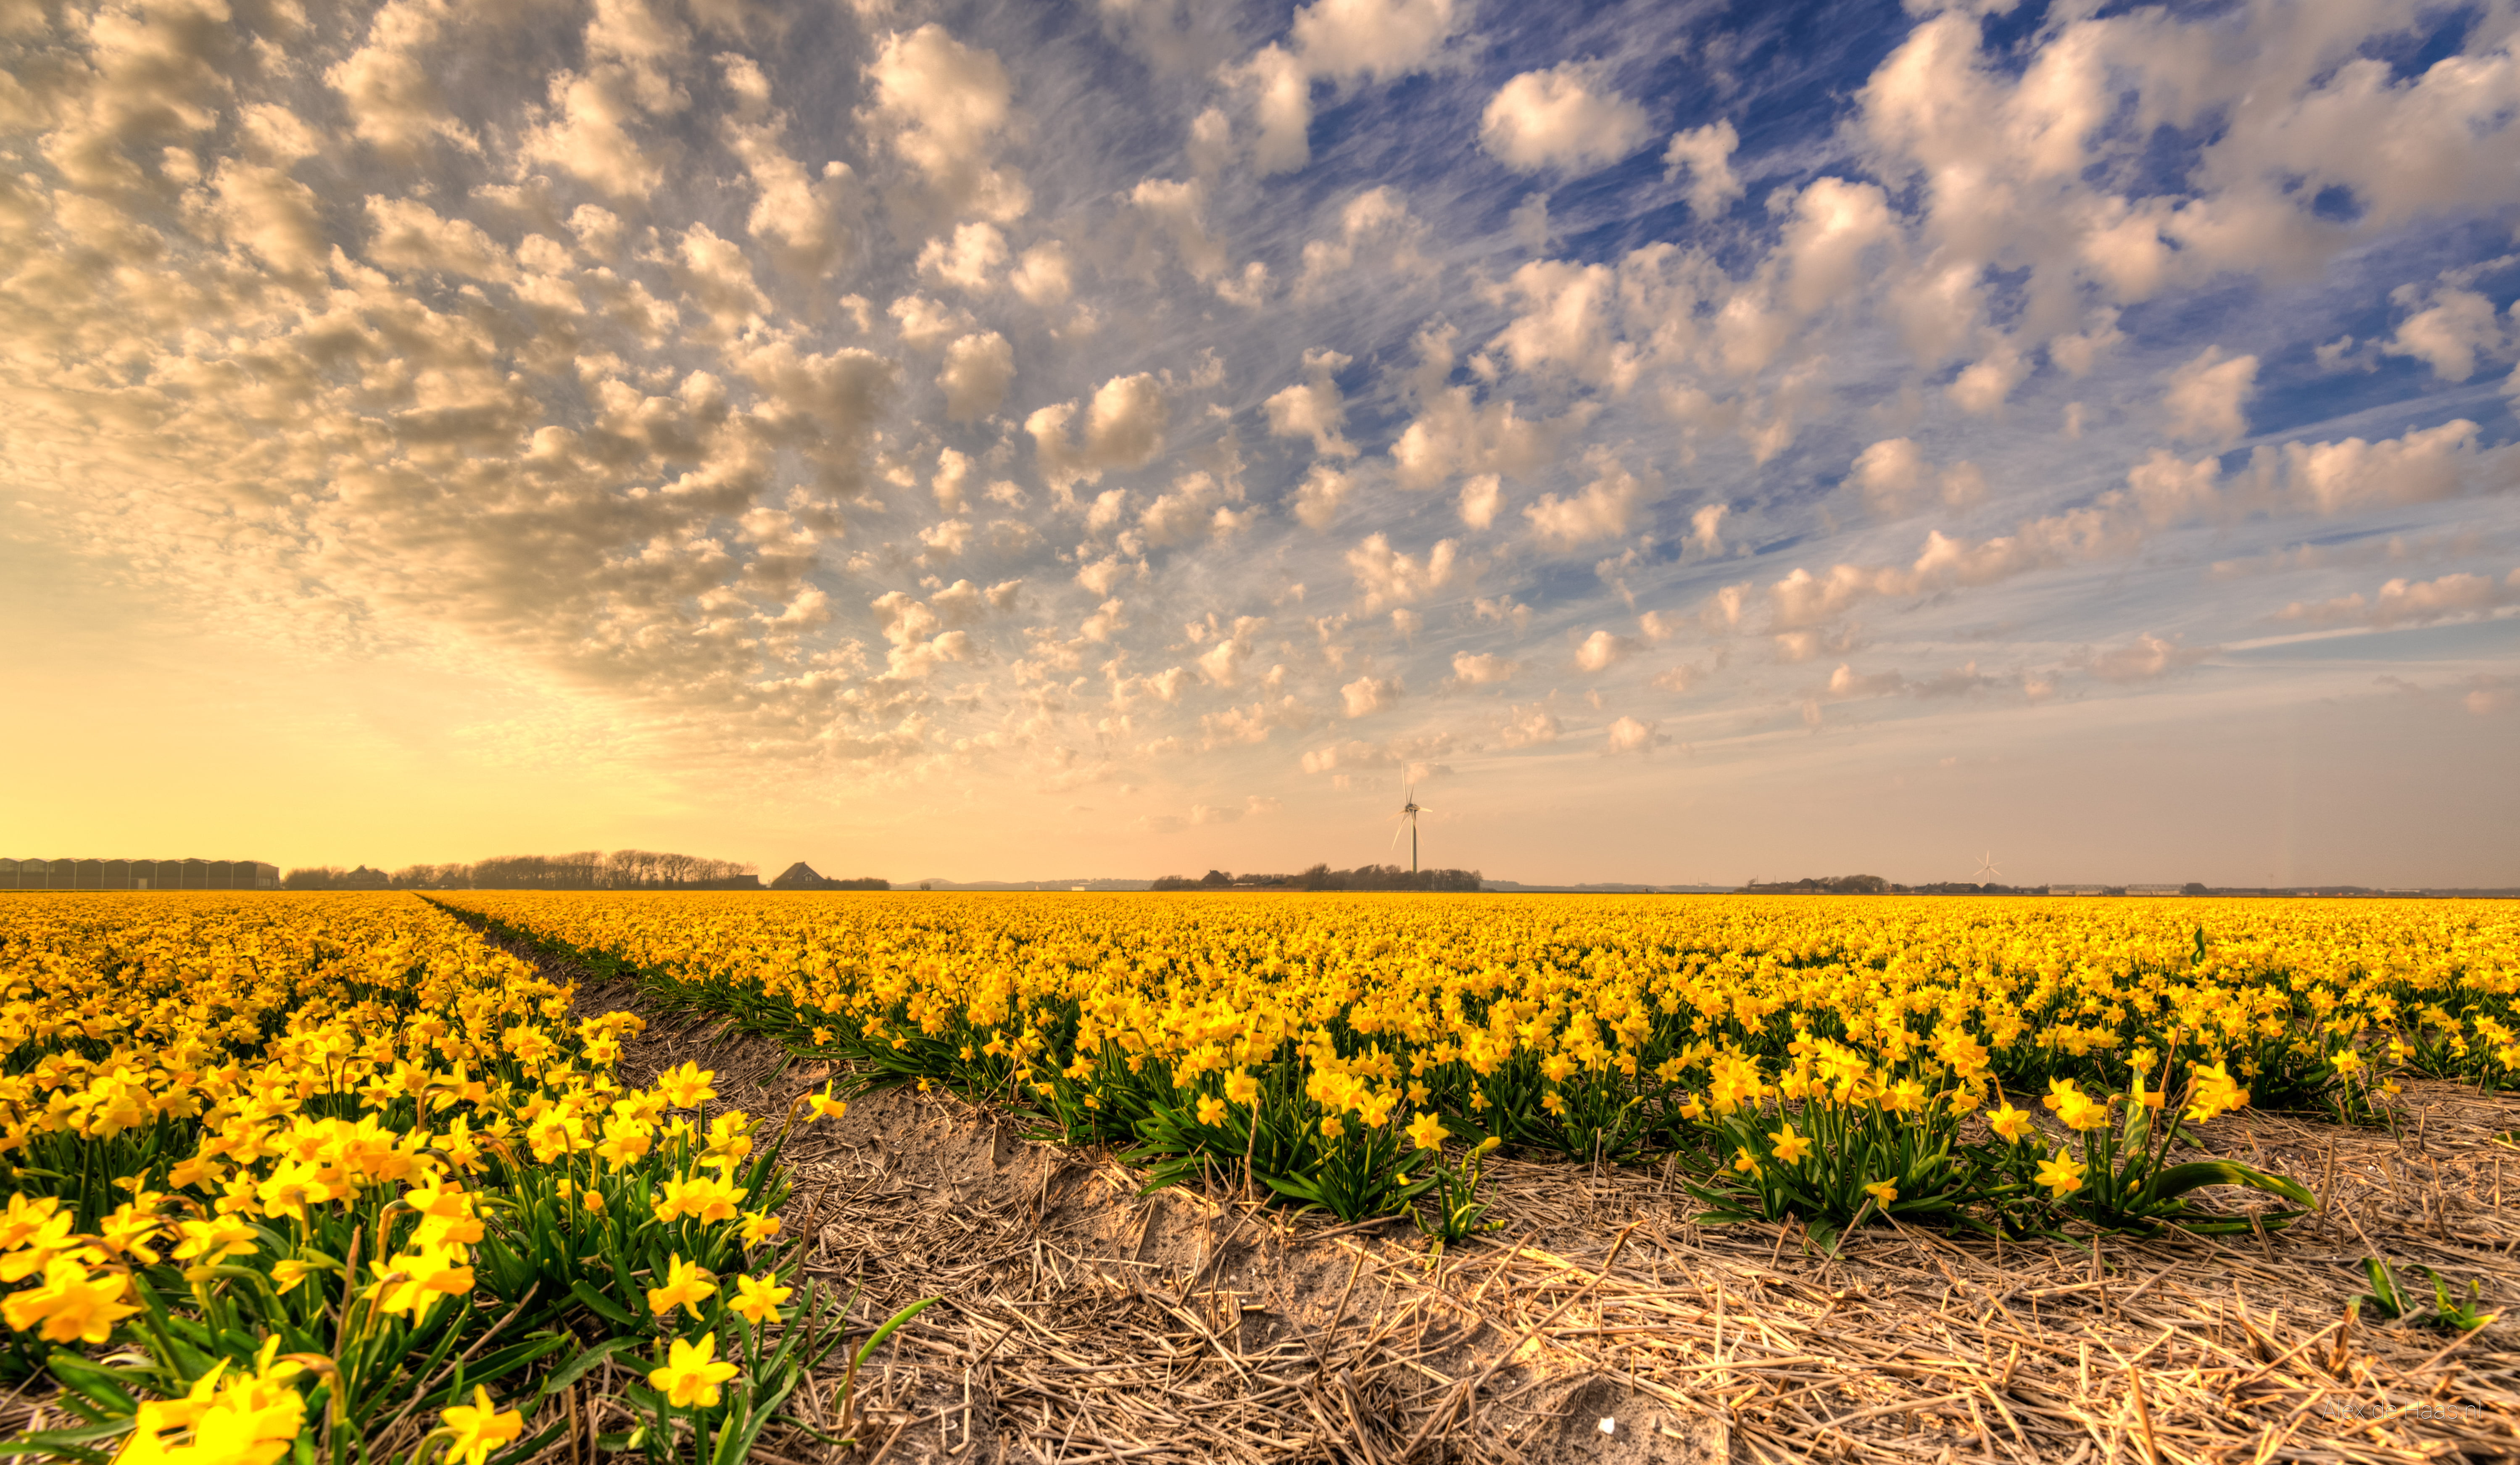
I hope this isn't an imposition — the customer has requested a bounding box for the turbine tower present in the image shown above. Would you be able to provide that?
[1974,851,2002,885]
[1390,783,1427,875]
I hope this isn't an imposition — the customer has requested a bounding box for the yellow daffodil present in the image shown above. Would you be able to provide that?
[646,1255,717,1319]
[648,1333,740,1409]
[1,1257,140,1344]
[2035,1149,2086,1199]
[437,1386,524,1465]
[729,1273,793,1325]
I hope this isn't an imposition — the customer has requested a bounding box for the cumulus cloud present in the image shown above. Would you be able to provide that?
[1296,187,1430,295]
[1449,651,1518,686]
[1601,714,1660,755]
[2278,569,2520,629]
[938,332,1014,420]
[1222,0,1466,176]
[1663,120,1742,218]
[1340,673,1401,717]
[1524,455,1645,550]
[1480,64,1651,174]
[1028,374,1168,493]
[1299,732,1457,772]
[363,195,518,281]
[2384,288,2508,383]
[865,24,1029,222]
[1573,630,1632,672]
[1346,533,1457,609]
[2163,347,2258,445]
[2279,419,2488,515]
[328,0,480,157]
[1263,348,1357,457]
[1500,703,1560,746]
[2082,633,2212,682]
[1293,464,1351,531]
[1009,242,1074,306]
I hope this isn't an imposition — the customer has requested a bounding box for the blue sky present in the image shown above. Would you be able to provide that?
[3,0,2516,885]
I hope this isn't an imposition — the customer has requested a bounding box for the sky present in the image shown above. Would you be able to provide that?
[4,0,2519,888]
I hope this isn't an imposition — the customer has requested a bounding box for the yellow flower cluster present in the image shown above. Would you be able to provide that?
[443,891,2512,1141]
[0,893,825,1460]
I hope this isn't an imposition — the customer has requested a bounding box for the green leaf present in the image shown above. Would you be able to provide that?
[540,1336,650,1397]
[851,1297,938,1373]
[568,1278,640,1326]
[2147,1160,2316,1208]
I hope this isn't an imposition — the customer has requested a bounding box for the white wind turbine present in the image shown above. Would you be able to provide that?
[1973,851,2002,885]
[1390,782,1428,875]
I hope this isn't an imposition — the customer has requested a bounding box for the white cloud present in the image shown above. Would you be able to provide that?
[2163,346,2257,445]
[2048,308,2123,377]
[938,332,1013,420]
[364,196,515,282]
[2277,569,2520,629]
[1947,339,2027,414]
[1459,474,1503,530]
[1450,651,1518,685]
[1222,0,1464,177]
[1227,43,1312,175]
[1573,630,1632,672]
[327,0,479,157]
[2083,633,2211,682]
[1489,260,1638,390]
[1201,696,1315,747]
[865,24,1029,222]
[1690,503,1727,553]
[1139,471,1245,547]
[1290,0,1464,83]
[1295,187,1429,295]
[1524,455,1644,549]
[1480,64,1651,174]
[1293,464,1350,530]
[1009,242,1073,306]
[1849,437,1925,515]
[917,222,1009,291]
[1663,120,1742,217]
[1499,704,1559,747]
[2384,288,2507,383]
[1263,348,1356,457]
[718,53,848,272]
[519,68,663,200]
[1781,178,1898,314]
[1131,177,1229,281]
[872,589,976,679]
[1194,614,1269,686]
[2280,419,2488,515]
[1346,533,1457,609]
[1601,715,1659,755]
[1028,374,1169,492]
[1340,673,1401,717]
[1827,662,1904,698]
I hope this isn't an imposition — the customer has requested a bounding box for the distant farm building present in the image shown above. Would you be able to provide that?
[2125,884,2185,896]
[2051,884,2107,896]
[2,858,280,891]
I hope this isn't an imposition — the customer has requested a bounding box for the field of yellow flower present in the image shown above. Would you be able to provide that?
[0,893,854,1465]
[8,889,2515,1462]
[443,891,2519,1246]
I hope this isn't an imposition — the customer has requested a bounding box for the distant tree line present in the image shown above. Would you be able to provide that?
[1742,877,2217,896]
[1149,864,1483,893]
[284,850,760,891]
